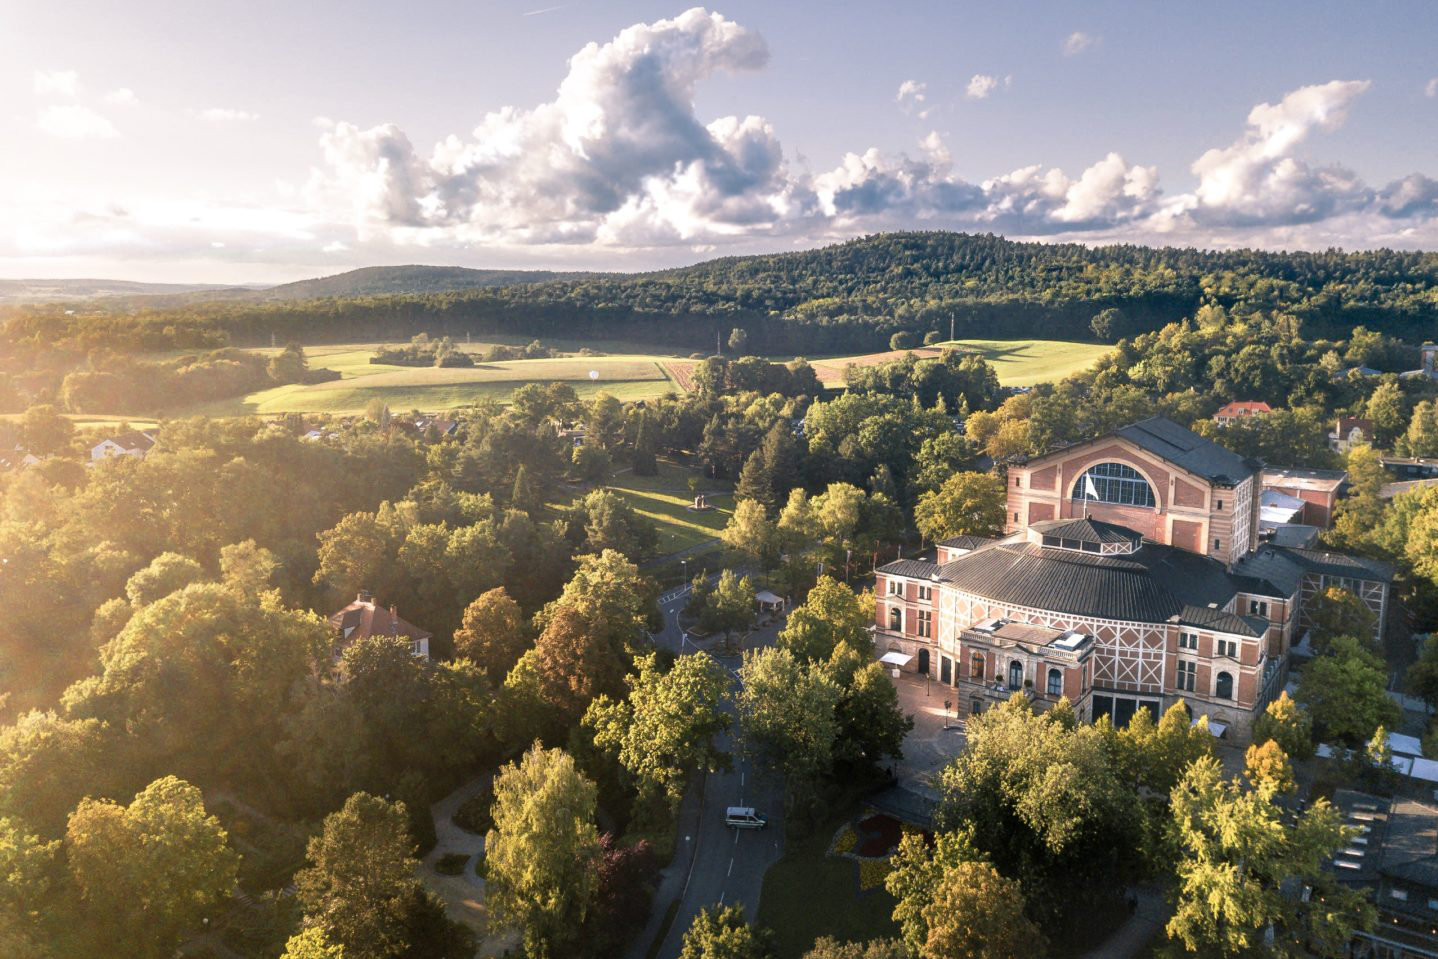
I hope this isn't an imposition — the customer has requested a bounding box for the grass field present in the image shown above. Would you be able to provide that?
[63,336,1109,420]
[604,461,734,556]
[809,339,1111,389]
[758,810,901,958]
[182,351,681,416]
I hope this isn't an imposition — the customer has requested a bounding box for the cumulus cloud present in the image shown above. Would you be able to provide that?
[1064,32,1098,55]
[103,87,137,105]
[1156,80,1373,228]
[34,69,80,97]
[301,8,1438,254]
[308,7,802,246]
[36,104,119,140]
[896,79,928,117]
[1427,77,1438,98]
[193,107,259,122]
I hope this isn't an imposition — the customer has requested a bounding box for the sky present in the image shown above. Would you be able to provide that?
[1,0,1437,284]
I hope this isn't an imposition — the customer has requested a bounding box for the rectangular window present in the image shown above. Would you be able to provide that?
[888,579,902,596]
[1015,476,1022,487]
[918,584,932,601]
[1013,512,1020,522]
[918,610,932,638]
[1217,639,1237,659]
[1179,632,1199,650]
[1249,600,1268,618]
[1177,661,1196,692]
[1213,538,1222,550]
[1216,500,1224,510]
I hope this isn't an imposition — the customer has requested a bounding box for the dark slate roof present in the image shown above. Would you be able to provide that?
[876,559,941,579]
[1031,517,1142,545]
[1284,546,1394,582]
[936,534,999,551]
[1382,799,1438,890]
[1176,604,1266,638]
[1114,417,1261,486]
[935,534,1246,630]
[1231,547,1306,597]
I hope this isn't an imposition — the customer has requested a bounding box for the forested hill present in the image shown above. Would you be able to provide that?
[6,232,1438,353]
[250,264,594,300]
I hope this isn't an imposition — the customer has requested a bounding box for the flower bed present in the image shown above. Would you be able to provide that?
[854,813,904,858]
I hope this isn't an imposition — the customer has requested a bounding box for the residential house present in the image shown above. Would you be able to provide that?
[90,430,157,461]
[328,590,432,660]
[1213,401,1273,426]
[1332,416,1376,453]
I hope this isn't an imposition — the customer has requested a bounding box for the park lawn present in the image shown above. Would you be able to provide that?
[173,354,680,416]
[605,461,735,555]
[810,338,1112,389]
[758,811,901,959]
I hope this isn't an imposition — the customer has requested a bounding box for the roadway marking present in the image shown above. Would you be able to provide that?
[727,857,734,877]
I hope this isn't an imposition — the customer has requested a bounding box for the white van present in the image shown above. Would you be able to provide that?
[725,806,766,829]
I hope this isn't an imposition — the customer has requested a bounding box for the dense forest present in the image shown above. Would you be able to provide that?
[5,232,1438,356]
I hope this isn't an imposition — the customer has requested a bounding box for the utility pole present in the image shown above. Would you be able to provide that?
[716,328,722,355]
[950,312,955,342]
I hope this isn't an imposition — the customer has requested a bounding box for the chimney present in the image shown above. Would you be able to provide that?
[357,589,373,604]
[390,605,399,635]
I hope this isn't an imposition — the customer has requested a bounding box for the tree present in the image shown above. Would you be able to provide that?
[219,538,281,600]
[1244,739,1296,796]
[923,860,1044,959]
[912,432,977,493]
[584,835,659,956]
[631,411,658,476]
[0,816,58,959]
[540,549,655,658]
[702,570,757,640]
[268,343,310,384]
[124,550,205,606]
[889,331,918,351]
[778,576,874,662]
[281,928,347,959]
[679,904,773,959]
[1116,699,1214,794]
[511,463,542,515]
[722,499,780,567]
[452,587,529,680]
[20,404,74,455]
[1365,379,1406,445]
[486,745,602,959]
[737,647,839,811]
[1251,691,1313,759]
[1089,307,1127,342]
[825,648,912,773]
[66,776,239,959]
[935,696,1141,928]
[532,606,629,723]
[914,472,1005,543]
[804,940,907,959]
[1401,399,1438,457]
[1305,586,1377,652]
[584,653,731,811]
[1296,636,1399,746]
[727,328,750,354]
[1167,754,1375,958]
[295,792,469,959]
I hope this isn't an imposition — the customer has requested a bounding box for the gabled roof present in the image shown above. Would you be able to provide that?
[1113,417,1261,486]
[936,534,999,552]
[1215,401,1272,417]
[1284,546,1394,582]
[1031,516,1142,546]
[328,593,433,648]
[98,430,156,452]
[876,559,940,579]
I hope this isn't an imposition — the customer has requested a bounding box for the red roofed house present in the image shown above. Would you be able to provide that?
[1330,416,1375,453]
[328,590,431,659]
[1213,401,1273,427]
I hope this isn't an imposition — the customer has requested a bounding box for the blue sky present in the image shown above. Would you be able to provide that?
[2,0,1436,282]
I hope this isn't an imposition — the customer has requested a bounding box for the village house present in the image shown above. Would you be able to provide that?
[328,590,432,660]
[1331,415,1376,453]
[1213,400,1272,426]
[874,417,1390,741]
[90,430,157,461]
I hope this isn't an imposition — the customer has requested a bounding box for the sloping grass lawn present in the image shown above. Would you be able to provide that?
[758,810,901,959]
[606,462,734,555]
[809,338,1111,389]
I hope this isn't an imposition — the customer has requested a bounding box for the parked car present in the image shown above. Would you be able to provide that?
[725,806,766,829]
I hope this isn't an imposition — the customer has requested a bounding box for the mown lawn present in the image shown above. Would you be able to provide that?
[757,810,901,959]
[809,338,1112,389]
[605,461,734,556]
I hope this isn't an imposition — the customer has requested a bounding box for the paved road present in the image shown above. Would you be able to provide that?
[641,583,786,959]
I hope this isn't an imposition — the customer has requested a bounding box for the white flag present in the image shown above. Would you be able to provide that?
[1084,474,1100,499]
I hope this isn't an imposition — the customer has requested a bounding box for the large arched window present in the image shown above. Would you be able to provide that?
[1072,462,1157,508]
[1008,660,1024,690]
[1047,668,1063,696]
[1215,671,1234,700]
[889,607,901,631]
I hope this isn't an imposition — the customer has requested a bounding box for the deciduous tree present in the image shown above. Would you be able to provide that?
[452,587,529,680]
[679,904,773,959]
[914,472,1005,543]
